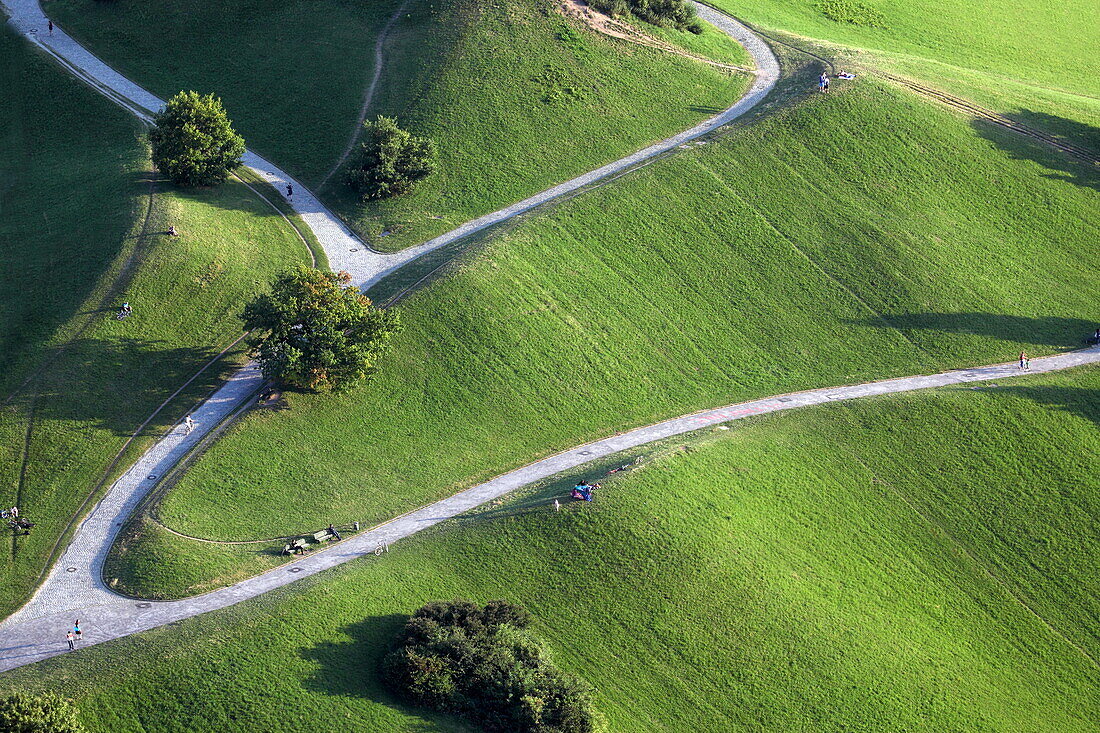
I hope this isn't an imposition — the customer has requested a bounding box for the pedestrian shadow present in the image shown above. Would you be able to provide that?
[844,312,1098,350]
[298,616,465,731]
[971,111,1100,192]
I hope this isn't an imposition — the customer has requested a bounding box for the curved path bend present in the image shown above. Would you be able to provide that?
[0,347,1097,671]
[4,0,1084,677]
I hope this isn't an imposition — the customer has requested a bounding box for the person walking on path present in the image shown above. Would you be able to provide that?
[286,183,293,198]
[184,414,195,434]
[66,631,75,651]
[73,620,81,642]
[1019,351,1030,371]
[47,19,53,35]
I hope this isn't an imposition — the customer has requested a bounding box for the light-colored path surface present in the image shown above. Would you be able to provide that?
[1,347,1098,671]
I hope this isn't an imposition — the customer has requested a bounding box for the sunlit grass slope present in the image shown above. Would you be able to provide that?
[0,26,307,617]
[48,0,750,250]
[128,78,1099,594]
[4,365,1099,731]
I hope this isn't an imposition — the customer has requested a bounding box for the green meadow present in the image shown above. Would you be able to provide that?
[110,76,1100,598]
[48,0,750,250]
[4,366,1098,731]
[0,26,308,617]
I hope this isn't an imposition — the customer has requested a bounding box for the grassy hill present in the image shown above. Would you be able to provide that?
[4,365,1098,731]
[47,0,750,250]
[108,75,1100,597]
[0,26,309,617]
[707,0,1100,141]
[709,0,1099,98]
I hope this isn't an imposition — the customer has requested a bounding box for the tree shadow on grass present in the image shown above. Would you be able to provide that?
[981,383,1100,429]
[971,111,1100,192]
[299,616,467,731]
[24,337,237,436]
[846,312,1099,350]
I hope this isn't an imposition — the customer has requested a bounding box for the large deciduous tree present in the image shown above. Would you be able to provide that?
[242,266,400,392]
[346,116,436,200]
[149,91,245,187]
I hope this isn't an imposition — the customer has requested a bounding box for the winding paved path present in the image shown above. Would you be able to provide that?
[3,0,1091,677]
[0,348,1097,672]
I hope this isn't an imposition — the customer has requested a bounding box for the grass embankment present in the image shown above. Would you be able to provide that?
[5,366,1100,731]
[709,0,1099,98]
[0,27,307,617]
[48,0,750,251]
[114,78,1100,597]
[707,0,1100,138]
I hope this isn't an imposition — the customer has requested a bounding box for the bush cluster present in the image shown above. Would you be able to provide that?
[382,600,600,732]
[0,693,83,733]
[346,116,436,200]
[590,0,703,34]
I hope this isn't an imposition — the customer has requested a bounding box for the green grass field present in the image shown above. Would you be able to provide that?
[707,0,1100,141]
[0,26,308,617]
[107,75,1100,598]
[4,365,1098,731]
[710,0,1100,98]
[47,0,750,251]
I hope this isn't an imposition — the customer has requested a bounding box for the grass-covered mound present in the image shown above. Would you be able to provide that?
[709,0,1099,99]
[48,0,749,250]
[0,26,307,617]
[4,365,1099,731]
[113,77,1100,596]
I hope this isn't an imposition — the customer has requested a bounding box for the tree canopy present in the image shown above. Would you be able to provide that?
[0,693,83,733]
[346,116,436,200]
[149,91,245,187]
[242,266,400,392]
[382,600,600,732]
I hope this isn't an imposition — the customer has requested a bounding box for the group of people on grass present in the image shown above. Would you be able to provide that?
[3,506,34,534]
[818,71,856,93]
[571,481,598,502]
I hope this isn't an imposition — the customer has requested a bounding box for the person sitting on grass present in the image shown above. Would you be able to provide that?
[118,302,132,318]
[571,482,596,502]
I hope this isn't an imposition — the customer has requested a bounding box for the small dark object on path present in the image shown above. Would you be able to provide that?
[286,183,293,197]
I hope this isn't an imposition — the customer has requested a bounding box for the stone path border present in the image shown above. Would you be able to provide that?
[0,347,1097,671]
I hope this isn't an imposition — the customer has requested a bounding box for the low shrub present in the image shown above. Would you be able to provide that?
[817,0,887,27]
[382,600,600,732]
[346,116,436,200]
[590,0,704,34]
[0,693,83,733]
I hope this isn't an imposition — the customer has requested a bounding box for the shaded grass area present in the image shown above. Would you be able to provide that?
[0,27,308,617]
[48,0,749,251]
[121,79,1100,596]
[4,367,1099,731]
